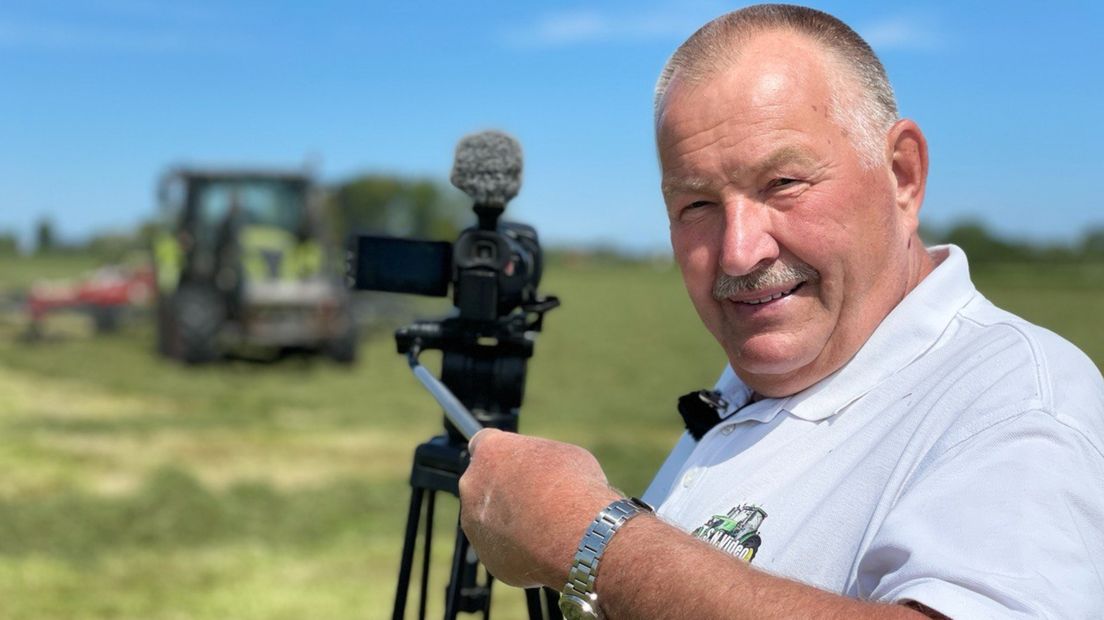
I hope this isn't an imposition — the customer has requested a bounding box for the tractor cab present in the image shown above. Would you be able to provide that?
[152,168,356,363]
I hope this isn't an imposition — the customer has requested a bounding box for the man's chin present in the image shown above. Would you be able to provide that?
[726,343,820,395]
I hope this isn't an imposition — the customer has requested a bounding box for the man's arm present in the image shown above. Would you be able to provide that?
[458,429,931,619]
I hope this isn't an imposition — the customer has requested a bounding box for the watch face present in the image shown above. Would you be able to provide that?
[559,594,599,620]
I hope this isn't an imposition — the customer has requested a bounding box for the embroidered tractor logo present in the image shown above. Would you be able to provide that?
[692,504,767,563]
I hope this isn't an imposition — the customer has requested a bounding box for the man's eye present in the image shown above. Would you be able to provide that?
[769,178,798,189]
[672,200,712,222]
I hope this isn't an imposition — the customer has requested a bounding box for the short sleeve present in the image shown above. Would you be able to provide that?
[857,410,1104,618]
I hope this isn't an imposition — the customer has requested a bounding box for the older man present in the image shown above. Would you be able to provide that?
[459,5,1104,618]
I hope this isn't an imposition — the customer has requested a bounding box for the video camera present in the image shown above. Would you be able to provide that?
[351,220,546,322]
[348,130,559,438]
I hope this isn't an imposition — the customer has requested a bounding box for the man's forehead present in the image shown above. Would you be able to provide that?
[658,30,835,122]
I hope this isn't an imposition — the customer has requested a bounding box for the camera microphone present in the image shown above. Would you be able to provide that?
[449,130,522,210]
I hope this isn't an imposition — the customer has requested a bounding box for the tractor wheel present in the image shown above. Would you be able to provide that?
[327,322,358,365]
[155,297,175,357]
[174,286,224,364]
[741,535,762,562]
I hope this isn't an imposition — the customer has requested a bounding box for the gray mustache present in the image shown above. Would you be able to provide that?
[713,262,820,300]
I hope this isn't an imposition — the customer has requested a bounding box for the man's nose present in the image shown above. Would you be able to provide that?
[720,197,778,276]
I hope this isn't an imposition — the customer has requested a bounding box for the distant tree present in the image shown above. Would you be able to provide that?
[136,220,161,248]
[917,222,941,246]
[1081,227,1104,259]
[942,219,1032,262]
[0,230,19,256]
[35,217,56,255]
[326,175,470,245]
[85,231,139,262]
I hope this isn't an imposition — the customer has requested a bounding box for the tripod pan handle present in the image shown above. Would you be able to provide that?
[411,364,484,440]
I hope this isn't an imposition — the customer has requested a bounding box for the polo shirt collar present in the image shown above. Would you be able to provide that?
[714,366,790,424]
[717,245,978,424]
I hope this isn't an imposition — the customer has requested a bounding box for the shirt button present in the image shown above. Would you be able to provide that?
[681,468,700,488]
[720,424,736,436]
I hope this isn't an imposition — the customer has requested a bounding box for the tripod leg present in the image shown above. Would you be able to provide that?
[418,491,436,620]
[485,575,494,620]
[524,587,563,620]
[443,529,469,620]
[444,528,496,618]
[542,588,563,620]
[393,486,426,620]
[524,589,542,618]
[441,525,472,617]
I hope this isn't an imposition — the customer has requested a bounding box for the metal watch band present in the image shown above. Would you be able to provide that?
[560,497,653,619]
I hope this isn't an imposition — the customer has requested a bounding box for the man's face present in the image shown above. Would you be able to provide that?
[658,32,917,396]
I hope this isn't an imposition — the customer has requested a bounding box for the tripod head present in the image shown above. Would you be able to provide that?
[395,291,558,441]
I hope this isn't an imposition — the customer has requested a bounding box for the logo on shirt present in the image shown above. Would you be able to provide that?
[691,503,767,563]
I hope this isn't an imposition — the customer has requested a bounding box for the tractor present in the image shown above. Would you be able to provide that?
[150,167,356,363]
[693,504,767,562]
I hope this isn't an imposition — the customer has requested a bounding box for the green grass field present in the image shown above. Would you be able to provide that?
[0,254,1100,619]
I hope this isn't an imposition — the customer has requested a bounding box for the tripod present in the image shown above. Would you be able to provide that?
[391,434,562,619]
[391,322,562,620]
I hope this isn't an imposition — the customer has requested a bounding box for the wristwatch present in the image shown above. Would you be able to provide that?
[559,497,653,620]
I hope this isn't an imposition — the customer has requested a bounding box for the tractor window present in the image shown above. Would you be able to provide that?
[194,180,306,234]
[744,511,764,531]
[159,175,186,225]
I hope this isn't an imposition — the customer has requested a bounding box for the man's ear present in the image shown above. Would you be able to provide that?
[887,119,928,229]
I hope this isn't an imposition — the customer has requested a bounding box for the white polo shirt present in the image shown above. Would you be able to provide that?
[643,245,1104,618]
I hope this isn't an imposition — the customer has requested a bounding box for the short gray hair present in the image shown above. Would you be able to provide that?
[655,4,898,168]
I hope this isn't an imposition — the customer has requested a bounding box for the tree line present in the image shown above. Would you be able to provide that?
[3,175,1103,265]
[1,174,471,262]
[921,220,1104,264]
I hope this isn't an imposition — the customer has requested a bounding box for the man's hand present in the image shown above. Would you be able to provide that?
[458,429,621,588]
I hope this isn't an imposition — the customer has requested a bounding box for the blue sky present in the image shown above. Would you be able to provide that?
[1,1,1101,252]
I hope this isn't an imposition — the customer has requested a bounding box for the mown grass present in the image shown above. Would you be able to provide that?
[0,253,1099,619]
